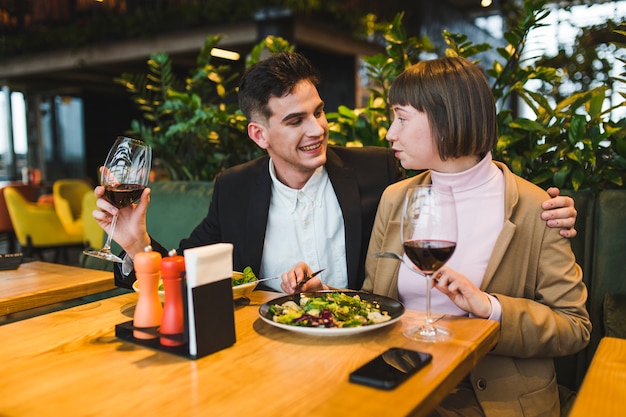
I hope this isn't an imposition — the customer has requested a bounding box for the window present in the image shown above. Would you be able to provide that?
[0,88,28,181]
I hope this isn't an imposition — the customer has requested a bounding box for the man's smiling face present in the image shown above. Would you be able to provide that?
[251,80,329,189]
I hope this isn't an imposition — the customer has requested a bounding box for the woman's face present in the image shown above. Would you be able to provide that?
[386,104,441,171]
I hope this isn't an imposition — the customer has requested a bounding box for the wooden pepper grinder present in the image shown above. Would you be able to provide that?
[160,249,186,347]
[133,245,163,340]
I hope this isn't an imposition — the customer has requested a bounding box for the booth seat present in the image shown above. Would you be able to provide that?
[585,190,626,349]
[555,189,626,394]
[144,181,215,251]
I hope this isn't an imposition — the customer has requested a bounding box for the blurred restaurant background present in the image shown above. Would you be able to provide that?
[1,0,624,187]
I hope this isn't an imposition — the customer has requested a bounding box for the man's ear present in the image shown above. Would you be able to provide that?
[248,122,269,149]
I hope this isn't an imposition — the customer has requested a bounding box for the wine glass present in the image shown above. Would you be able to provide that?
[401,184,457,342]
[83,136,152,263]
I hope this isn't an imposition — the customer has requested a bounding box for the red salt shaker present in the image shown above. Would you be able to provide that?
[160,249,185,347]
[133,246,163,340]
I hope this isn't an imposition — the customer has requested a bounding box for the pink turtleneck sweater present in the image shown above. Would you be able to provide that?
[397,152,504,320]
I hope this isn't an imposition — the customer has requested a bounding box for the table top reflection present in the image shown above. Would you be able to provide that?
[0,261,115,316]
[0,290,499,417]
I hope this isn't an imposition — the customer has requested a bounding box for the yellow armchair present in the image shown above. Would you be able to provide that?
[52,179,92,236]
[78,192,114,271]
[81,191,104,250]
[3,186,83,259]
[0,183,37,252]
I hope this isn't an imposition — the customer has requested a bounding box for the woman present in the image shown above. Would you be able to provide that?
[361,57,590,416]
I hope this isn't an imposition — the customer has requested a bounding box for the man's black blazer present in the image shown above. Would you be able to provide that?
[116,146,404,289]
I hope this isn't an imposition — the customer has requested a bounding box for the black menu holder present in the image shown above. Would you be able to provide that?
[185,277,236,359]
[115,274,236,360]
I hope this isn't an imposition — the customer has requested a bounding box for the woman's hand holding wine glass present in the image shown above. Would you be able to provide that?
[431,267,493,318]
[401,184,457,342]
[84,136,152,263]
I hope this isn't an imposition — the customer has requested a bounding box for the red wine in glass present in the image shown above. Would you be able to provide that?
[83,136,151,263]
[402,239,456,274]
[401,185,457,343]
[104,184,146,209]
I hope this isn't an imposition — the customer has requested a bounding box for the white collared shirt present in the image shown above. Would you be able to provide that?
[260,160,347,292]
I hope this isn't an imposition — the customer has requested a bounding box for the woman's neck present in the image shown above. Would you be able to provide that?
[432,154,482,173]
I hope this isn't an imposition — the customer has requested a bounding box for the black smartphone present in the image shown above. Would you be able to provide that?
[349,347,432,390]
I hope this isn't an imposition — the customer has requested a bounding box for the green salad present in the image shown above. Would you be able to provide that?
[269,292,391,328]
[232,266,257,286]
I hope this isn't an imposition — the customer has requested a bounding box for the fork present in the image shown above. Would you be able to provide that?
[294,268,325,292]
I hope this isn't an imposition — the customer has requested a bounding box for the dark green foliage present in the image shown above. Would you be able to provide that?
[327,12,431,147]
[115,36,286,181]
[477,1,626,192]
[116,1,625,190]
[328,0,626,192]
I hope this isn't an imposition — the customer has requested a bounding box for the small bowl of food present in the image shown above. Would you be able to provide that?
[231,267,259,299]
[133,268,259,301]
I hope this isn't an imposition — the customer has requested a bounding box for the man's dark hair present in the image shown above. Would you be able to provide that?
[238,51,320,122]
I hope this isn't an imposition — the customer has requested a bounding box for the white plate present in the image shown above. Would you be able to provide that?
[258,291,405,336]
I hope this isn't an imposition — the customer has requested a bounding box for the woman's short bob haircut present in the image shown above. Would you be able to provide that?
[388,56,498,161]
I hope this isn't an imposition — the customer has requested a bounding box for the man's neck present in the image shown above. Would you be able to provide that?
[270,161,318,190]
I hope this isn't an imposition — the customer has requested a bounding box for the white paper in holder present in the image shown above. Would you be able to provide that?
[184,243,233,356]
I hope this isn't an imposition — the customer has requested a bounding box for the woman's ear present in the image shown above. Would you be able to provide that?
[248,122,269,149]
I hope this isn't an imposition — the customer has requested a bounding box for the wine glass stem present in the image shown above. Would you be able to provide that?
[424,274,435,329]
[102,214,118,254]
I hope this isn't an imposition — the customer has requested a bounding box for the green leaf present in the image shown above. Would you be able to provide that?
[510,118,549,134]
[531,170,554,185]
[587,90,605,118]
[571,169,585,191]
[568,115,586,144]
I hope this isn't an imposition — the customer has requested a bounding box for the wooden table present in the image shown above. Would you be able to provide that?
[0,290,499,417]
[569,337,626,417]
[0,261,115,316]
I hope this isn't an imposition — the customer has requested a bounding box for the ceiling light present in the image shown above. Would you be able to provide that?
[210,48,240,61]
[481,0,492,7]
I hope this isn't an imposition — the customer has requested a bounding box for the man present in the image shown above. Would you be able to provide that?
[92,51,577,291]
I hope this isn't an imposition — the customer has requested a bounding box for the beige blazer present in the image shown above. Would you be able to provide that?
[362,161,591,417]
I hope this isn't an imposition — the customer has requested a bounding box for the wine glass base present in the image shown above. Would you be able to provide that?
[82,249,124,263]
[403,325,454,343]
